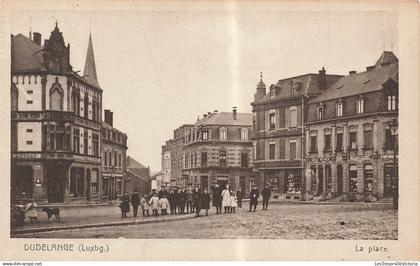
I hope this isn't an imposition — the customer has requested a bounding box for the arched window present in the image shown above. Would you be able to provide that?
[50,79,64,111]
[219,127,227,140]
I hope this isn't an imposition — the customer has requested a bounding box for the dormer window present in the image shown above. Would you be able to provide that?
[336,100,343,117]
[219,127,227,140]
[241,128,248,140]
[357,96,364,114]
[202,130,209,140]
[387,95,397,111]
[317,105,324,120]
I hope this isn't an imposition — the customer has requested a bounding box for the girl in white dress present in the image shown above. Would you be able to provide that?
[221,184,232,213]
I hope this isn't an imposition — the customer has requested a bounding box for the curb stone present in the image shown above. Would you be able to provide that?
[11,214,196,235]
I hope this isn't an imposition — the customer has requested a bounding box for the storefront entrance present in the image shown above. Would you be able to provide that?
[46,163,67,203]
[383,165,395,198]
[337,164,343,195]
[13,165,34,198]
[317,165,324,195]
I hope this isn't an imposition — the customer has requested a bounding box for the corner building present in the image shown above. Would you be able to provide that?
[181,109,256,195]
[251,72,342,200]
[11,24,103,202]
[304,52,398,200]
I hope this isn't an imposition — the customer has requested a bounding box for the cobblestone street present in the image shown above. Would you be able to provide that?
[17,203,397,239]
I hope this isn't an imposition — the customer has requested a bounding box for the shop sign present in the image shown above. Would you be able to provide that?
[381,154,398,159]
[349,155,372,161]
[13,153,41,160]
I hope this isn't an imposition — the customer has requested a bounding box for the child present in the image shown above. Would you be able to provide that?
[25,200,38,223]
[230,191,238,213]
[201,188,211,216]
[149,193,160,216]
[159,195,170,215]
[140,194,150,217]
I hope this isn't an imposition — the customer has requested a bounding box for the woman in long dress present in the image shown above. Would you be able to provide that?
[221,184,232,214]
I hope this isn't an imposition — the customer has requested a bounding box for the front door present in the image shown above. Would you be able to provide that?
[317,165,324,195]
[47,163,65,203]
[337,165,343,195]
[384,165,394,197]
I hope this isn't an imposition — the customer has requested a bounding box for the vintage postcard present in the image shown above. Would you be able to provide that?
[0,0,419,261]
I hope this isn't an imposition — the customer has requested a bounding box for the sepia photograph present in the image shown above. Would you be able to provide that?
[0,0,419,262]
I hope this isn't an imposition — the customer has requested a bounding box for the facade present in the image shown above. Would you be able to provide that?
[150,171,163,191]
[181,109,256,195]
[304,52,398,200]
[161,124,193,187]
[11,24,103,203]
[101,110,128,200]
[126,156,151,196]
[251,72,342,200]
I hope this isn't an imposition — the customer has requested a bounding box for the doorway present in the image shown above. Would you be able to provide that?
[337,164,343,195]
[317,165,324,195]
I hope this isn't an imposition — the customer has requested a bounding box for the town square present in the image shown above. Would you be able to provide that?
[9,9,399,240]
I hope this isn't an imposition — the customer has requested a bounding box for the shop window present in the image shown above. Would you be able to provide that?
[364,164,373,192]
[286,172,301,194]
[239,176,245,194]
[267,176,280,193]
[269,143,275,160]
[349,165,358,192]
[310,166,317,192]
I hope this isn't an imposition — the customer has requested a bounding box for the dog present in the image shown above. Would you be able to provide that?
[41,207,60,222]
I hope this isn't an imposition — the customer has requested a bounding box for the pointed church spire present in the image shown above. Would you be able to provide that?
[83,33,100,88]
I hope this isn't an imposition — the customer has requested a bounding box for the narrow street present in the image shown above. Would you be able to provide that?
[16,203,397,239]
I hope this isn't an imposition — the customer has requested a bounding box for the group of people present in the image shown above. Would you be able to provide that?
[118,183,273,218]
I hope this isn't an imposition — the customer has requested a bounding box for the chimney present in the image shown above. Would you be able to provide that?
[33,32,41,46]
[349,70,357,75]
[233,107,237,120]
[366,66,375,71]
[104,109,113,126]
[318,67,326,90]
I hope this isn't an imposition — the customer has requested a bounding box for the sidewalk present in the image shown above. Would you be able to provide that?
[11,205,195,235]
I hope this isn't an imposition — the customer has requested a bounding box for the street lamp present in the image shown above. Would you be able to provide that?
[388,119,398,210]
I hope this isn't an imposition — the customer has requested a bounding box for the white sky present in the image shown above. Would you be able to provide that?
[10,8,398,172]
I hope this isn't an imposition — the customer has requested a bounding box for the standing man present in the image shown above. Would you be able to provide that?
[130,189,140,217]
[262,184,271,210]
[186,184,194,214]
[236,187,243,208]
[248,185,259,212]
[158,186,169,199]
[212,184,222,214]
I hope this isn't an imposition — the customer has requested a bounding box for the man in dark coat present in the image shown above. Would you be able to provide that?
[168,189,177,215]
[261,184,271,210]
[236,187,243,208]
[212,184,222,214]
[158,186,169,199]
[178,188,187,214]
[248,185,259,212]
[130,189,140,217]
[192,186,202,216]
[119,192,130,218]
[201,188,211,216]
